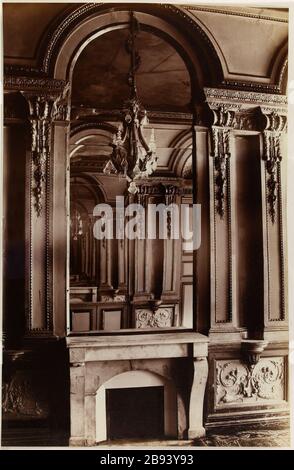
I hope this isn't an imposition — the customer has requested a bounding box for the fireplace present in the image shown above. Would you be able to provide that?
[96,369,177,442]
[106,386,164,440]
[66,332,209,446]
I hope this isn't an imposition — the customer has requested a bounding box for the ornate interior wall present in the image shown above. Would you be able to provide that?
[2,3,289,445]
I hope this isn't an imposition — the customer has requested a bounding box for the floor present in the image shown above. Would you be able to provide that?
[193,428,291,448]
[1,427,291,448]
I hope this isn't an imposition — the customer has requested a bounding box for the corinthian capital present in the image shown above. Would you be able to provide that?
[259,109,287,224]
[22,89,69,216]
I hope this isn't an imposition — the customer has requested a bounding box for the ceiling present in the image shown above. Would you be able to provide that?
[71,28,191,112]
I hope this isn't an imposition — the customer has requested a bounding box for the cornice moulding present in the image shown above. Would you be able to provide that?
[204,87,287,111]
[183,5,288,23]
[4,75,67,94]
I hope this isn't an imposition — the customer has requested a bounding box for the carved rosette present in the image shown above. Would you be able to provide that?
[135,307,173,328]
[261,111,287,223]
[215,357,284,406]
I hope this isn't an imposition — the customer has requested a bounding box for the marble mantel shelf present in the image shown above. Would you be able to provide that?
[66,332,209,363]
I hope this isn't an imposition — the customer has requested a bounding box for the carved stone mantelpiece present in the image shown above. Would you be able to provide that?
[66,333,209,445]
[215,357,285,406]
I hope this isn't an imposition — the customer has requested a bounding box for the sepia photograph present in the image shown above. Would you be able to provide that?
[1,0,292,452]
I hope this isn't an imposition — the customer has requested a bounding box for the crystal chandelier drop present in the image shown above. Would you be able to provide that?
[103,12,157,193]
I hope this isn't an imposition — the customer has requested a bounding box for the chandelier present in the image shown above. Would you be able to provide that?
[103,12,157,193]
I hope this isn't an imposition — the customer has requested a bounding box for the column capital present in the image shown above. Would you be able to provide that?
[21,84,70,216]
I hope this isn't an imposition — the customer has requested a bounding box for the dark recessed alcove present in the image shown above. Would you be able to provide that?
[106,386,164,440]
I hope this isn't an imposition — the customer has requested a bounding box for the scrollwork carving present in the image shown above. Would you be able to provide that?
[204,87,287,107]
[136,307,173,328]
[216,358,284,406]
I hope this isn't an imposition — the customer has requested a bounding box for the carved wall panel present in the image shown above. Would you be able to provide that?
[205,88,288,339]
[2,371,49,419]
[135,307,174,328]
[215,357,285,407]
[234,135,263,333]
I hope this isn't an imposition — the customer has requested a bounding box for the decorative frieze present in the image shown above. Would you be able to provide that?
[216,357,285,406]
[4,75,67,93]
[204,87,287,108]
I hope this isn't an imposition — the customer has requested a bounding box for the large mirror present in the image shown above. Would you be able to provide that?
[69,19,196,333]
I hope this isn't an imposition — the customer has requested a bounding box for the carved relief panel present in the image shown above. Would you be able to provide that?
[215,357,285,407]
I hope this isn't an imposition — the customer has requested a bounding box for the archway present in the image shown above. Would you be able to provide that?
[95,370,177,442]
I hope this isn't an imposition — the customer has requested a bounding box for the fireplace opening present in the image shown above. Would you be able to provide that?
[106,386,164,440]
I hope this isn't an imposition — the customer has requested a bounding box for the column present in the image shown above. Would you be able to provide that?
[260,109,288,341]
[162,188,181,301]
[206,103,240,338]
[13,77,70,338]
